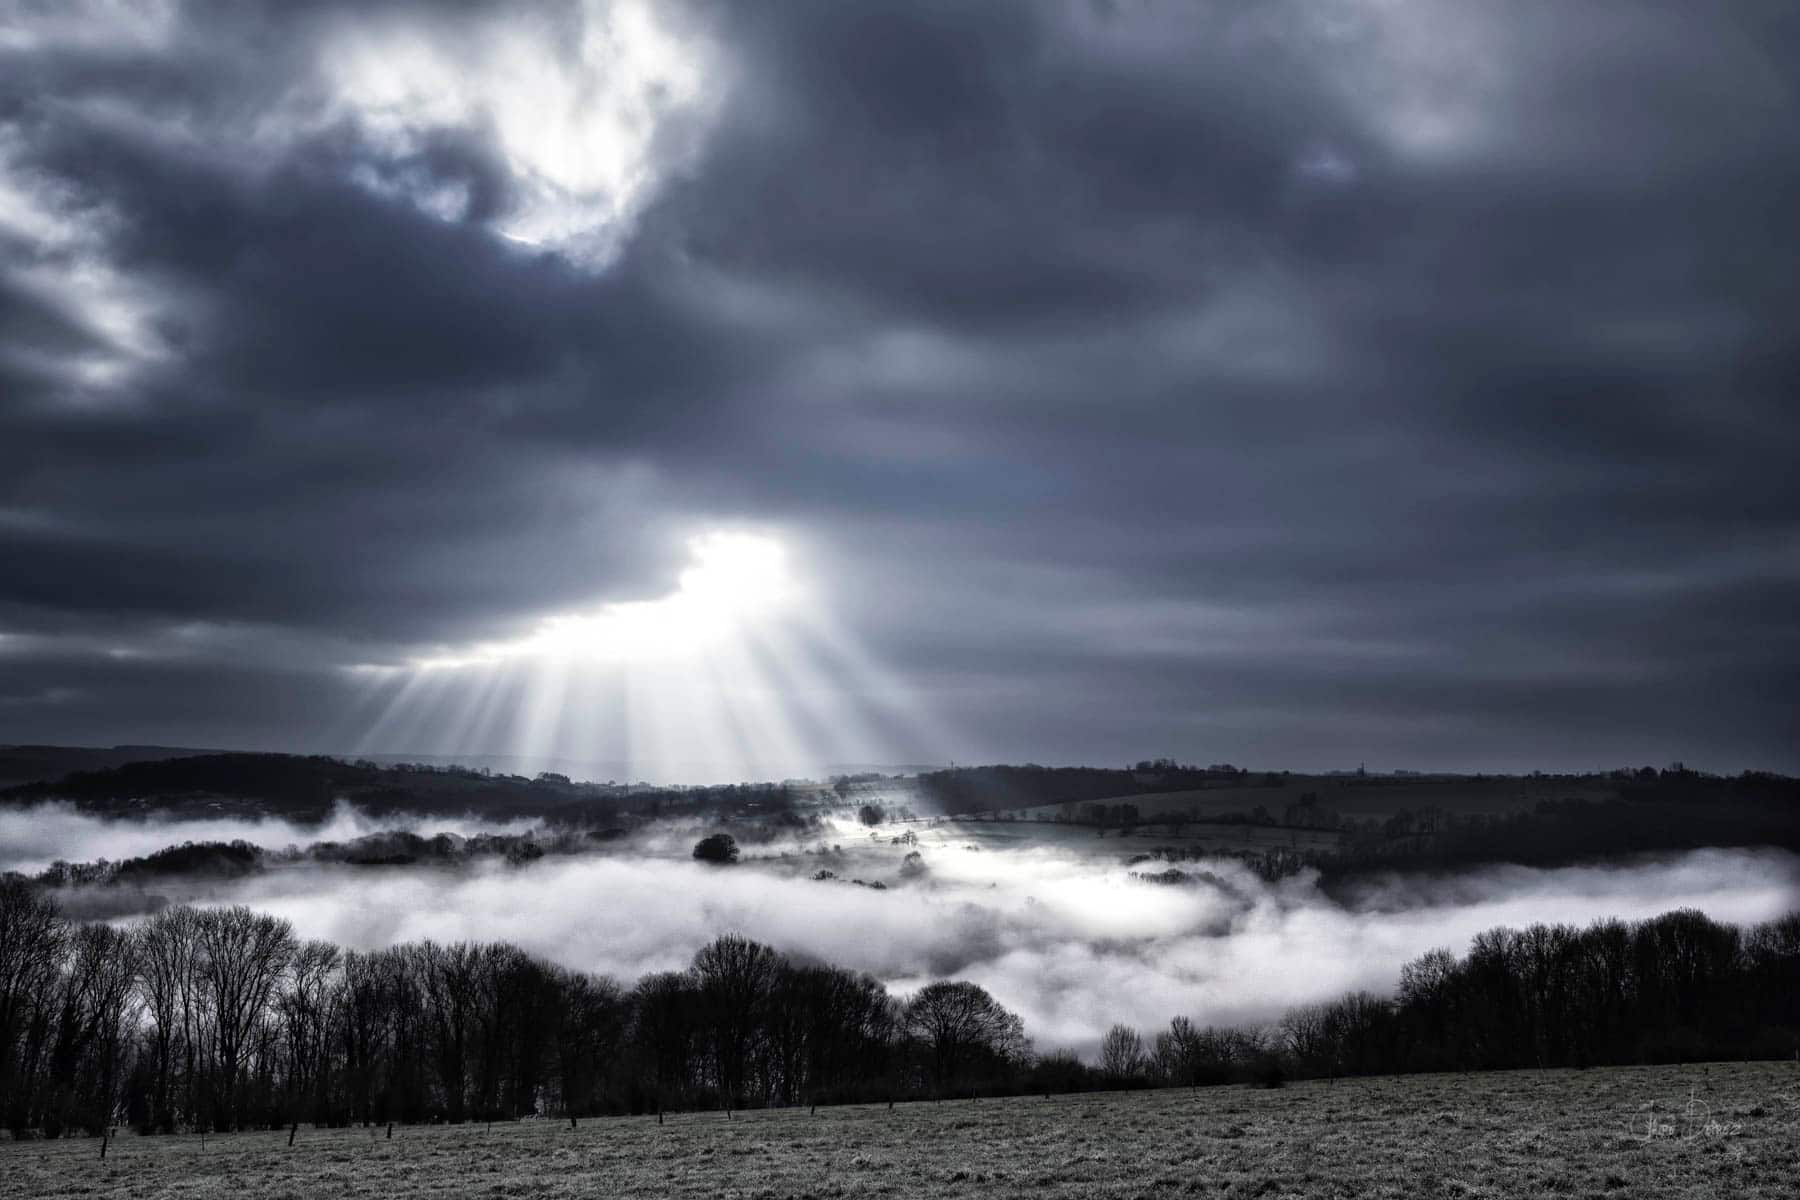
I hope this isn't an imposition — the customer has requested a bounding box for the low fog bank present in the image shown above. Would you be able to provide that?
[21,802,1795,1054]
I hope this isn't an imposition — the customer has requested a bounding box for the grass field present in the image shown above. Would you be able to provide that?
[894,817,1346,857]
[1011,777,1620,826]
[7,1061,1796,1199]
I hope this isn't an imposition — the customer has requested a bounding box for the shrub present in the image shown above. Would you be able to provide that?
[692,834,740,864]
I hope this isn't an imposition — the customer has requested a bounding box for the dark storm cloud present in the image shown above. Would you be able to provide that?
[1,0,1796,771]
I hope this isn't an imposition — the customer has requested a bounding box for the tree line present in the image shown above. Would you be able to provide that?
[1126,780,1800,896]
[1,875,1795,1137]
[0,878,1026,1136]
[1105,907,1800,1089]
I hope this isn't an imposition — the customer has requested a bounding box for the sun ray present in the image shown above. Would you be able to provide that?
[361,530,942,784]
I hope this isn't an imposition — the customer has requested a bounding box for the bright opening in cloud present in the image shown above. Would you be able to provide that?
[319,0,719,261]
[416,532,798,670]
[346,528,956,783]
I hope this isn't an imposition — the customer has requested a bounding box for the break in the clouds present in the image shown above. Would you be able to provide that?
[2,1,1797,774]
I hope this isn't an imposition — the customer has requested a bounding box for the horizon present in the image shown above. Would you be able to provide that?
[6,738,1789,790]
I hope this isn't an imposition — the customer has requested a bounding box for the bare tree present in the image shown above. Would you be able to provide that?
[0,878,64,1127]
[1099,1023,1146,1081]
[47,924,137,1133]
[419,941,481,1122]
[692,934,779,1108]
[195,906,294,1129]
[631,970,700,1108]
[902,980,1025,1093]
[277,940,341,1124]
[555,967,629,1117]
[135,907,198,1131]
[1279,1002,1335,1076]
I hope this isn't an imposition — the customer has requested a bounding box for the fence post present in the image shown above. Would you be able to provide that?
[289,1122,298,1147]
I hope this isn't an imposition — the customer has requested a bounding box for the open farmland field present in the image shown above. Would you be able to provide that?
[8,1062,1796,1200]
[1017,776,1621,826]
[892,817,1346,857]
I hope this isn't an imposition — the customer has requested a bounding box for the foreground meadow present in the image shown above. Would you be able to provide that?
[5,1061,1796,1199]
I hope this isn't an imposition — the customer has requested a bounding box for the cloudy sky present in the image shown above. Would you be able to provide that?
[2,0,1796,777]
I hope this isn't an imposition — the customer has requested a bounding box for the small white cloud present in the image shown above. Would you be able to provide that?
[0,126,174,403]
[315,0,722,265]
[1294,142,1358,185]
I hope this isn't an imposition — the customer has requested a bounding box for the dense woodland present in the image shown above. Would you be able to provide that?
[1121,770,1800,893]
[912,763,1257,814]
[2,874,1795,1139]
[0,753,818,824]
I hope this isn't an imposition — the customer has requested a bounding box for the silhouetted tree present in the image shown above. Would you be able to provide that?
[0,877,64,1132]
[1099,1024,1146,1082]
[692,834,740,865]
[195,907,295,1129]
[692,935,778,1108]
[903,981,1026,1093]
